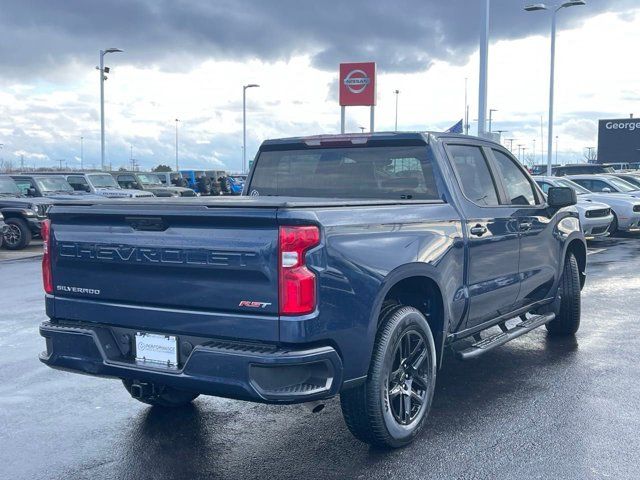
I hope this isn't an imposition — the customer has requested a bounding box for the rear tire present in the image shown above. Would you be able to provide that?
[546,253,581,336]
[340,306,437,448]
[122,379,199,407]
[3,218,31,250]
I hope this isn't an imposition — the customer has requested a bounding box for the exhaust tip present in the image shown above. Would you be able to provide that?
[303,400,326,413]
[311,403,325,413]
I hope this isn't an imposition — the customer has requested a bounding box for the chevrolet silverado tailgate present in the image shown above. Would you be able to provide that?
[47,202,280,341]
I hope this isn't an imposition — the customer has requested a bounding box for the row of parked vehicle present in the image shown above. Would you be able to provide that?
[532,163,640,239]
[0,170,245,250]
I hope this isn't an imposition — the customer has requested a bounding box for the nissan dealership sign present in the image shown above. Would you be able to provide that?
[598,117,640,164]
[339,62,376,106]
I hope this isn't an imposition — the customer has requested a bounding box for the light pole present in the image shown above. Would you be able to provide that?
[506,138,515,152]
[175,119,180,172]
[494,129,507,143]
[555,135,559,163]
[242,84,260,174]
[533,139,537,164]
[525,1,585,175]
[80,136,84,170]
[478,0,490,137]
[98,48,123,171]
[488,109,498,133]
[394,89,400,131]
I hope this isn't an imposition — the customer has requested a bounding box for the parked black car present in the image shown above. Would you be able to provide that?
[552,164,615,176]
[0,175,51,250]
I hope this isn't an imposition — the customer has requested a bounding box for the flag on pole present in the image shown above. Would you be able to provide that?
[445,119,464,134]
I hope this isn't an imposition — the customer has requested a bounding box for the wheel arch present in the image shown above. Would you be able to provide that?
[368,264,449,368]
[565,237,587,289]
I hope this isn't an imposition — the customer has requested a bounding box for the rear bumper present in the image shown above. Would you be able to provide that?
[39,321,343,404]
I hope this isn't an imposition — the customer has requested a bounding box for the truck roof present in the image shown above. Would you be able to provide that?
[260,131,500,148]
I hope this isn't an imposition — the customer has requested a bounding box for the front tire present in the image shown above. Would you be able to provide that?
[609,213,619,236]
[3,218,31,250]
[340,306,437,448]
[122,379,199,407]
[546,253,581,336]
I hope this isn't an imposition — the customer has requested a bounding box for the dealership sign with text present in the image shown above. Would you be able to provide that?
[597,118,640,164]
[339,62,376,106]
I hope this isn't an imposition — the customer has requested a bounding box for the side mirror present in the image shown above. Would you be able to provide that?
[547,186,577,208]
[601,187,612,193]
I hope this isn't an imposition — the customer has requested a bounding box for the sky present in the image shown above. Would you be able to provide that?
[0,0,638,172]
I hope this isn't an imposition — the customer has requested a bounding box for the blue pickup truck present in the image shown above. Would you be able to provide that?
[39,132,585,448]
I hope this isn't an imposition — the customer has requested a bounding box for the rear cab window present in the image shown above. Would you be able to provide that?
[248,145,440,200]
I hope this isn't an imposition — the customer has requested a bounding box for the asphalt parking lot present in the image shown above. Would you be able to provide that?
[1,237,639,480]
[0,240,43,262]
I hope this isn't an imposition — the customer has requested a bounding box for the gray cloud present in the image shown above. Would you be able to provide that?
[0,0,635,80]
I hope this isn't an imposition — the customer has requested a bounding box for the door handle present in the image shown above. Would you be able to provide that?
[470,224,487,236]
[519,221,532,231]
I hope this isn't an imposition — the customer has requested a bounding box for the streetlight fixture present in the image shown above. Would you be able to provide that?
[175,119,180,172]
[393,90,400,131]
[242,84,260,174]
[524,1,586,175]
[98,48,123,171]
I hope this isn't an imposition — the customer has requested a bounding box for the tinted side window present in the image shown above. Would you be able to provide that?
[67,176,88,191]
[492,150,537,205]
[571,179,589,190]
[537,181,552,194]
[13,179,33,195]
[117,175,137,189]
[447,145,499,206]
[591,180,614,192]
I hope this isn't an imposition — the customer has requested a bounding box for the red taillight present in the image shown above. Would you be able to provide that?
[41,219,53,294]
[278,226,320,315]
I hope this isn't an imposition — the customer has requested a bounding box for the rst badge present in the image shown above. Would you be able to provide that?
[239,300,272,309]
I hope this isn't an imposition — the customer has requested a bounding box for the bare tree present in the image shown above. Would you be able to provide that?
[584,147,597,162]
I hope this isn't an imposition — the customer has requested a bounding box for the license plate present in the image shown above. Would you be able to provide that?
[135,332,178,368]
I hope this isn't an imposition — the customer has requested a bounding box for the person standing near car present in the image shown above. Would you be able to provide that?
[196,174,211,196]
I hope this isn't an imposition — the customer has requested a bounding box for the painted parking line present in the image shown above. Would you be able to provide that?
[587,248,607,256]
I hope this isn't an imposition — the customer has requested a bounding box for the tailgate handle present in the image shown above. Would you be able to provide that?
[125,216,168,232]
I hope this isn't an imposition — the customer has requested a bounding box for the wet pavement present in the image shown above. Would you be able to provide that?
[0,239,43,262]
[1,237,639,480]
